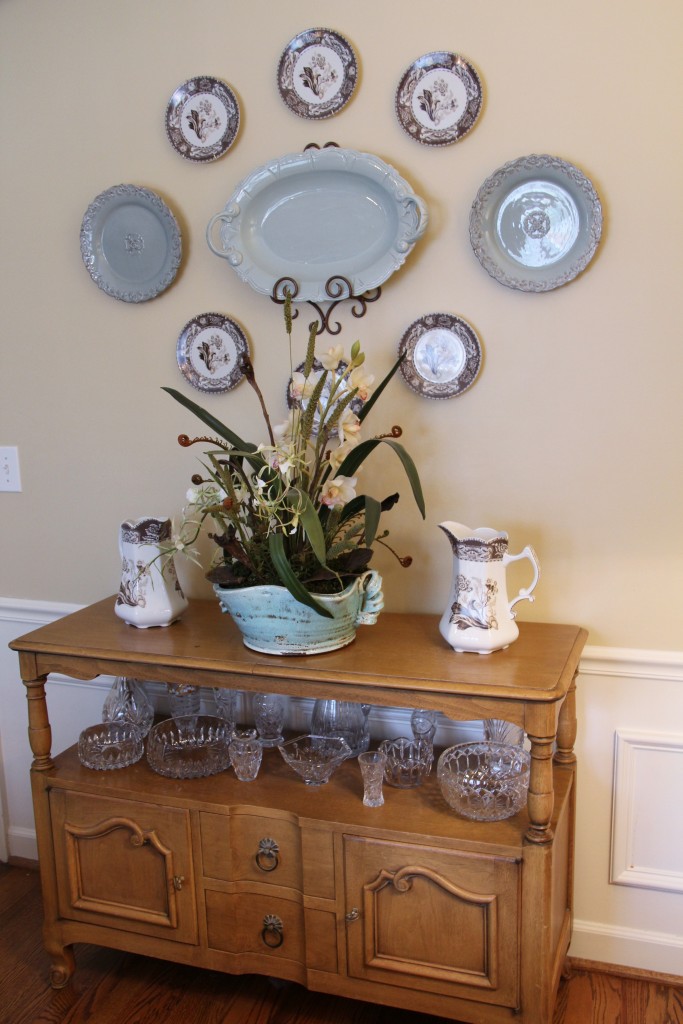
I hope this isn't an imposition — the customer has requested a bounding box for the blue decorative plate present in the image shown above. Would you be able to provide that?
[80,184,182,302]
[469,154,603,292]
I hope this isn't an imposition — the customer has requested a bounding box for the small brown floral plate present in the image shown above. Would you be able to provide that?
[176,313,249,393]
[395,52,482,146]
[398,313,482,399]
[277,28,357,119]
[165,76,240,161]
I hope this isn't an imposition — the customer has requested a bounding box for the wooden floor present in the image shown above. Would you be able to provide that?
[1,864,681,1024]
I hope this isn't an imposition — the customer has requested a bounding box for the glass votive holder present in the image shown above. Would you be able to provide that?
[379,736,432,788]
[358,750,387,807]
[78,722,144,771]
[229,736,263,782]
[253,692,286,747]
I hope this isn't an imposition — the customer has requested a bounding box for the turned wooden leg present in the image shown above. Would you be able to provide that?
[555,671,578,766]
[24,676,54,771]
[525,733,555,844]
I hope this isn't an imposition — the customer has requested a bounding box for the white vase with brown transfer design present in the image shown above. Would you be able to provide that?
[115,516,188,628]
[438,523,540,654]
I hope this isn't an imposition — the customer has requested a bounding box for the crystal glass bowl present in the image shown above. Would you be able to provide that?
[78,723,144,770]
[437,741,531,821]
[379,736,432,788]
[146,715,231,779]
[278,734,351,785]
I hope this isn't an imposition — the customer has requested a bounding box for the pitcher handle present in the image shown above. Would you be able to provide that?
[355,570,384,626]
[503,546,540,616]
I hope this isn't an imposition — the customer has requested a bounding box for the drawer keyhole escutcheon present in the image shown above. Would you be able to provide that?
[345,907,360,923]
[255,837,280,872]
[172,875,184,891]
[261,913,284,948]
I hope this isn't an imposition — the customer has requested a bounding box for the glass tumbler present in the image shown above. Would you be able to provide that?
[229,736,263,781]
[358,750,387,807]
[253,693,286,747]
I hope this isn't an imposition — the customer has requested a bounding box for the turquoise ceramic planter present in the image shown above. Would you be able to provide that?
[213,570,384,655]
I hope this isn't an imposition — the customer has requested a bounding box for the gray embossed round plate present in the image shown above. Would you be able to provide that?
[469,154,602,292]
[80,185,182,302]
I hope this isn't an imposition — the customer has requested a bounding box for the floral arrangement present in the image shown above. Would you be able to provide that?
[163,293,425,618]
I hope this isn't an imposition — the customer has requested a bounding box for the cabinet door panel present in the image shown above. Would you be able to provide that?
[344,836,519,1009]
[51,790,197,944]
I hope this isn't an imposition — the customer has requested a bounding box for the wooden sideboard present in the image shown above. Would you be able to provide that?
[10,597,586,1024]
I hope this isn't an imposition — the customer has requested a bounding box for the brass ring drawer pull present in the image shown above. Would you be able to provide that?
[255,837,280,872]
[261,914,284,948]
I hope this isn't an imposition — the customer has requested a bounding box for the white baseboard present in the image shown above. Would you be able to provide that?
[570,919,683,977]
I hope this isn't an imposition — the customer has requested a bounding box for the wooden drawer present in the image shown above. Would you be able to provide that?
[205,889,305,963]
[50,789,197,944]
[200,809,302,889]
[343,835,520,1009]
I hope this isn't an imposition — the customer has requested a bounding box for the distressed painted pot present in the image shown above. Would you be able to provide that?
[213,570,384,656]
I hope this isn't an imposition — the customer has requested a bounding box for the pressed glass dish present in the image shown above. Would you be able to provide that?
[379,736,432,788]
[278,734,351,786]
[146,715,231,779]
[78,723,144,771]
[437,741,530,821]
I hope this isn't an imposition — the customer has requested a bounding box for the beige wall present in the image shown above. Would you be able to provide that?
[1,0,682,650]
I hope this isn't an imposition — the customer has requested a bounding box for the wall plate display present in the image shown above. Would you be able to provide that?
[165,76,240,162]
[398,313,482,399]
[277,27,357,119]
[469,154,603,292]
[176,313,249,393]
[80,184,182,302]
[395,51,483,146]
[207,147,428,302]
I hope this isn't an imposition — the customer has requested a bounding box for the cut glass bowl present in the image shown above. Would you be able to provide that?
[379,736,432,788]
[146,715,231,779]
[278,734,351,785]
[437,741,530,821]
[78,722,144,770]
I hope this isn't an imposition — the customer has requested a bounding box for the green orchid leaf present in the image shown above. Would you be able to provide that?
[285,489,327,566]
[162,387,264,471]
[268,533,333,618]
[358,352,405,423]
[336,438,426,519]
[362,495,382,546]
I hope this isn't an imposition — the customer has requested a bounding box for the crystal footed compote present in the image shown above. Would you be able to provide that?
[278,734,351,786]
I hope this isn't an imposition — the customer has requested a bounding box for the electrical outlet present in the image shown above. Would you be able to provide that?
[0,447,22,492]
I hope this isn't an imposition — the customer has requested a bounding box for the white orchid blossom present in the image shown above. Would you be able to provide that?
[319,344,345,371]
[320,475,358,508]
[336,407,362,445]
[349,366,375,401]
[290,370,320,402]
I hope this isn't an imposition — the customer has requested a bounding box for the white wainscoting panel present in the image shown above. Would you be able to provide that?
[610,729,683,894]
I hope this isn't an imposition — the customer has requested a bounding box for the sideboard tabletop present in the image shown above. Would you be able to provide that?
[10,596,586,710]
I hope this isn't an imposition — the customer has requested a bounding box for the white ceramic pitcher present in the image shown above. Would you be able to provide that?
[438,522,540,654]
[114,517,188,628]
